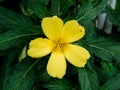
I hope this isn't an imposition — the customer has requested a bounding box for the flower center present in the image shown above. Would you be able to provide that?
[56,41,64,48]
[58,43,64,48]
[52,40,66,52]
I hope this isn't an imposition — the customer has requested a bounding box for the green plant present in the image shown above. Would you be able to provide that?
[0,0,120,90]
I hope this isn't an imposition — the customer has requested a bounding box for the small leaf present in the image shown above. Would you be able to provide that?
[18,46,27,62]
[29,0,49,19]
[76,0,108,23]
[100,74,120,90]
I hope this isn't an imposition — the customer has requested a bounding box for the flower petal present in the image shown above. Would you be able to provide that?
[47,47,66,79]
[63,44,90,67]
[61,20,85,43]
[28,38,55,58]
[41,16,63,42]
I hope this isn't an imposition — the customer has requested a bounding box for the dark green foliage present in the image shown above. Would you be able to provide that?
[101,61,117,79]
[28,0,49,19]
[0,0,4,2]
[3,57,37,90]
[0,26,42,50]
[75,0,108,23]
[78,58,100,90]
[50,0,73,17]
[0,6,43,50]
[0,0,120,90]
[0,6,33,29]
[88,37,120,62]
[106,6,120,31]
[0,49,19,90]
[44,79,76,90]
[101,74,120,90]
[115,0,120,14]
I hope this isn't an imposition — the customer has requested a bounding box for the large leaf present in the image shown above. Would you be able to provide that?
[106,6,120,31]
[100,74,120,90]
[3,57,39,90]
[78,58,100,90]
[0,26,42,50]
[0,6,33,30]
[29,0,49,19]
[75,0,108,23]
[44,79,76,90]
[88,37,120,62]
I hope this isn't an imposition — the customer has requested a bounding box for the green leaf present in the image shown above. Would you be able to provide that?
[50,0,73,17]
[100,74,120,90]
[60,0,73,16]
[3,57,40,90]
[2,49,20,89]
[0,26,42,50]
[101,61,117,79]
[29,0,49,19]
[44,79,76,90]
[76,0,108,22]
[115,0,120,14]
[80,21,97,41]
[51,0,61,16]
[88,37,120,62]
[37,70,51,83]
[106,6,120,31]
[0,50,17,90]
[80,0,95,4]
[40,0,49,5]
[78,59,100,90]
[0,6,33,30]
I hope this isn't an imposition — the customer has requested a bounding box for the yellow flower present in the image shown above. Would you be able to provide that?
[27,16,90,79]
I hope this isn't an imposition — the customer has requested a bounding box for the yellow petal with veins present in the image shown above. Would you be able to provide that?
[61,20,85,43]
[63,44,90,67]
[28,38,55,58]
[41,16,63,42]
[47,46,66,79]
